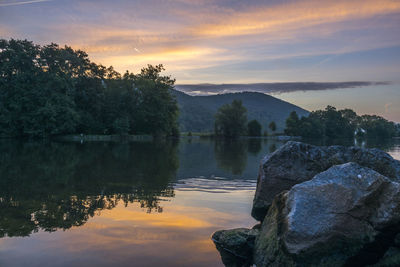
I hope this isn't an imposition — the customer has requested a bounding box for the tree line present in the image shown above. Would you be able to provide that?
[213,100,399,139]
[214,100,277,137]
[284,106,399,139]
[0,39,179,138]
[1,39,398,140]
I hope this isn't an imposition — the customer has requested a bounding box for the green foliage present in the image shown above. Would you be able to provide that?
[284,106,397,139]
[269,121,277,132]
[132,65,179,137]
[0,39,80,137]
[247,119,262,136]
[214,100,247,138]
[359,115,397,138]
[0,39,179,137]
[284,111,301,136]
[113,117,130,135]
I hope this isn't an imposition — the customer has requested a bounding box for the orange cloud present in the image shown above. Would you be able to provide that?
[190,0,400,37]
[2,0,399,83]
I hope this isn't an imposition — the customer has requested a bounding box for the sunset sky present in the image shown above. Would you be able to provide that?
[1,0,399,121]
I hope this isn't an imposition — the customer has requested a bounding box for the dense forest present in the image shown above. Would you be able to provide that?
[0,39,179,138]
[285,106,399,139]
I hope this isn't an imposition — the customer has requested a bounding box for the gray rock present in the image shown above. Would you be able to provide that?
[212,228,259,262]
[253,163,400,267]
[372,247,400,266]
[395,233,400,247]
[251,141,400,221]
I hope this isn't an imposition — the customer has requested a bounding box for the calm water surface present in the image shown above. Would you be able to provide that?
[0,138,399,266]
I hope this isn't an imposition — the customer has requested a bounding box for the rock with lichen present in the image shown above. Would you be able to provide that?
[251,141,400,221]
[253,163,400,266]
[212,228,259,267]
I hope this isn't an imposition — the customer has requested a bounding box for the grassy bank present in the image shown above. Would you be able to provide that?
[56,134,154,142]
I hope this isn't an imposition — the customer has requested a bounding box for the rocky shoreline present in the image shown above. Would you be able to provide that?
[212,141,400,266]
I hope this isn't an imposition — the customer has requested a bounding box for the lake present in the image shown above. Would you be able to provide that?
[0,138,399,267]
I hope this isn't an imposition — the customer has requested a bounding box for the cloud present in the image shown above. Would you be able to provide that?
[175,81,391,95]
[0,0,51,7]
[1,0,400,83]
[187,0,400,38]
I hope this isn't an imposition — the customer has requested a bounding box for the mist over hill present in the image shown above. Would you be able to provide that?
[171,89,309,133]
[175,81,389,95]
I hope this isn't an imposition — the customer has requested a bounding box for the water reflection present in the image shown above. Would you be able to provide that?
[303,137,400,151]
[214,139,248,175]
[0,140,179,237]
[247,139,262,155]
[0,137,399,266]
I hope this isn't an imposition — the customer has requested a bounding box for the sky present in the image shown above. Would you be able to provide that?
[0,0,400,121]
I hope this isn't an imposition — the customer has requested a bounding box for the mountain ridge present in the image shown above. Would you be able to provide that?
[171,89,309,133]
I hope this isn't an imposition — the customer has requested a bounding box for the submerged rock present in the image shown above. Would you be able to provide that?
[253,163,400,267]
[212,228,259,266]
[251,141,400,221]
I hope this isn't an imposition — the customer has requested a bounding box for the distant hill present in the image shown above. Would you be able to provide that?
[171,89,309,133]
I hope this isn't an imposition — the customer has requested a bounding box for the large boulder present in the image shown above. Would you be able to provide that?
[252,141,400,221]
[212,228,259,267]
[253,163,400,266]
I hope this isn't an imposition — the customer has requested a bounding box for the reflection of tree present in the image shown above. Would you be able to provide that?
[302,137,399,151]
[214,139,247,175]
[247,139,262,155]
[0,140,179,237]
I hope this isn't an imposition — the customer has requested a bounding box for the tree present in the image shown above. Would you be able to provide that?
[268,121,277,134]
[247,120,262,136]
[359,115,397,138]
[319,106,354,138]
[283,106,397,139]
[284,111,300,136]
[0,39,79,137]
[113,117,130,135]
[214,100,247,138]
[132,64,179,137]
[0,39,180,138]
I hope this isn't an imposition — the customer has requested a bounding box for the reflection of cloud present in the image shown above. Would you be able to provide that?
[0,182,257,266]
[0,0,51,7]
[99,201,217,228]
[176,81,390,95]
